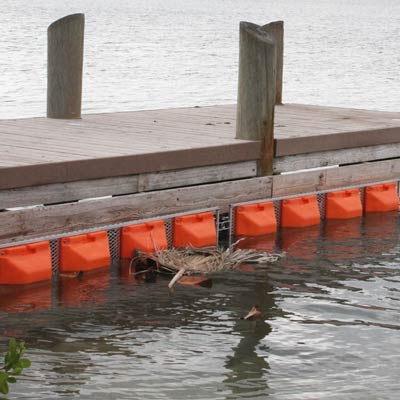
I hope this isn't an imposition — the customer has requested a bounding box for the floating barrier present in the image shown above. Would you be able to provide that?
[235,201,277,236]
[59,231,110,272]
[325,189,363,219]
[121,220,168,258]
[281,195,320,228]
[0,241,52,285]
[364,182,399,212]
[173,212,217,248]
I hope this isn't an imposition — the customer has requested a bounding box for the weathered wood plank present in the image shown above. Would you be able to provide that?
[274,143,400,173]
[138,161,257,192]
[0,176,273,246]
[272,170,327,197]
[0,176,139,209]
[325,158,400,187]
[0,161,257,208]
[272,158,400,197]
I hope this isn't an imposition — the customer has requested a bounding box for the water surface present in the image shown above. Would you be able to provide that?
[1,215,399,399]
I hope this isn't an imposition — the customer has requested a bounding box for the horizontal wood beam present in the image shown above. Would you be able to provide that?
[274,143,400,173]
[272,158,400,197]
[0,176,272,246]
[0,161,257,209]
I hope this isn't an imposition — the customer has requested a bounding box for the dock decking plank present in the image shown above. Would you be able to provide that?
[1,103,399,190]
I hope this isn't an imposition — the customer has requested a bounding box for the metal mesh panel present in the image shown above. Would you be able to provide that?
[360,187,366,210]
[317,193,326,219]
[165,218,173,248]
[273,200,281,226]
[107,229,120,263]
[218,213,231,232]
[50,239,59,274]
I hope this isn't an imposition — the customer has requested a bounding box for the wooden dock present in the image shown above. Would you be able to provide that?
[0,16,399,247]
[2,103,399,190]
[1,102,400,246]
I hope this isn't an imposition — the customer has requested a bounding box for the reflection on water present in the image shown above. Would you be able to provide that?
[0,215,399,399]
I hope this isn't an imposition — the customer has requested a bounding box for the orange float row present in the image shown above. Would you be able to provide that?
[0,183,398,286]
[0,212,217,285]
[235,182,399,236]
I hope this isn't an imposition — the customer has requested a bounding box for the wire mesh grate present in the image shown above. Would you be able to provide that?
[107,229,120,263]
[50,239,59,274]
[317,193,326,219]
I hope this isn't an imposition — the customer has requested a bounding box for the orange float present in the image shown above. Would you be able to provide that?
[173,212,217,248]
[0,241,52,285]
[325,189,363,219]
[235,202,277,236]
[364,182,399,212]
[59,231,110,272]
[281,195,320,228]
[120,220,168,259]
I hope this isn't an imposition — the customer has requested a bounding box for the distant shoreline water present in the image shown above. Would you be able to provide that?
[1,0,399,119]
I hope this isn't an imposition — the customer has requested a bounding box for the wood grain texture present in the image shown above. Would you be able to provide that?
[47,14,84,119]
[0,176,273,245]
[138,161,257,192]
[0,161,257,209]
[0,175,139,209]
[272,170,326,197]
[262,21,284,104]
[236,22,276,176]
[272,158,400,197]
[274,143,400,173]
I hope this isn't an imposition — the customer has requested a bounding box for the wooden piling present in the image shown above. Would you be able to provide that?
[236,22,276,176]
[47,14,85,119]
[261,21,284,105]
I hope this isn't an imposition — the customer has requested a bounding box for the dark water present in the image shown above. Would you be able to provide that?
[1,213,399,399]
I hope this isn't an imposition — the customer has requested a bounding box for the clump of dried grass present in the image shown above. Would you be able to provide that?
[132,241,284,289]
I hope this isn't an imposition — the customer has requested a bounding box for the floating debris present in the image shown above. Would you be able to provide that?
[130,241,284,289]
[241,305,262,320]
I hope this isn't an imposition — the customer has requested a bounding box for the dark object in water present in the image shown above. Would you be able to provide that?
[241,305,262,320]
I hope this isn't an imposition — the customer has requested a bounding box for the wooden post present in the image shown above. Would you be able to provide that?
[236,21,276,176]
[47,14,85,119]
[262,21,284,105]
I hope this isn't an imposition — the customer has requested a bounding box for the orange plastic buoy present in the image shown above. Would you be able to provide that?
[120,220,168,259]
[325,189,363,219]
[365,183,399,212]
[235,202,277,236]
[281,195,320,228]
[173,212,217,248]
[0,241,52,285]
[59,231,111,272]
